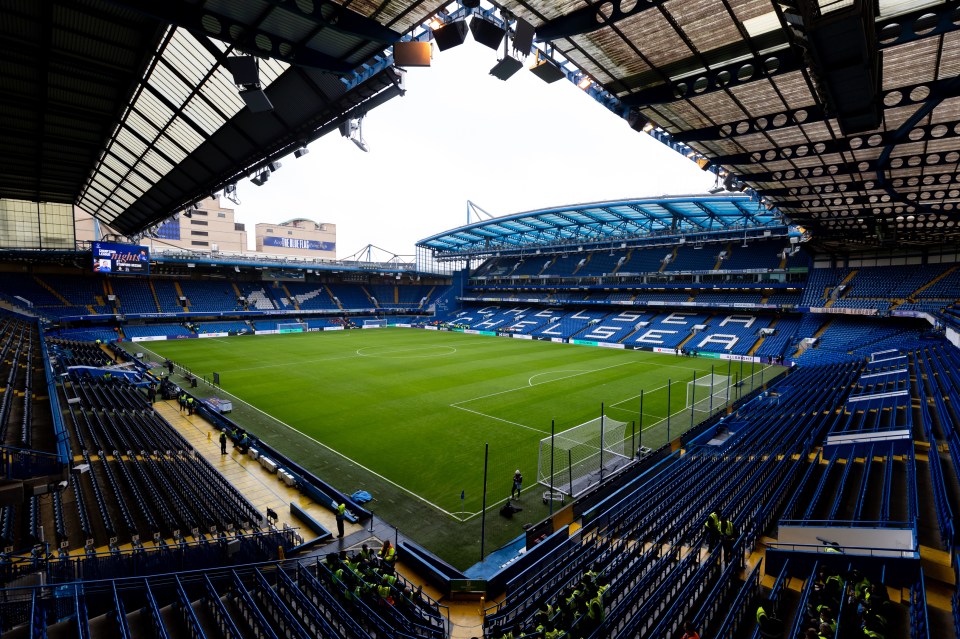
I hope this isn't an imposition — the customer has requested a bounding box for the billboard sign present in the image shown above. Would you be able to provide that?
[92,242,150,275]
[262,236,335,251]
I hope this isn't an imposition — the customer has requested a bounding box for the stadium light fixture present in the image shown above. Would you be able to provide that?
[251,169,270,186]
[578,76,592,90]
[294,146,309,159]
[432,17,469,51]
[530,57,565,83]
[490,56,522,80]
[627,109,656,133]
[340,116,370,152]
[469,15,506,50]
[226,55,274,113]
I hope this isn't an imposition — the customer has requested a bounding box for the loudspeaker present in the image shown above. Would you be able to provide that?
[393,41,432,67]
[239,88,274,113]
[490,56,523,81]
[225,56,259,85]
[432,20,468,51]
[470,16,506,50]
[512,17,535,55]
[530,60,565,83]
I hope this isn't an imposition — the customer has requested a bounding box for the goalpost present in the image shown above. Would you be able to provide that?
[363,319,388,328]
[277,322,308,334]
[537,416,633,498]
[686,372,731,417]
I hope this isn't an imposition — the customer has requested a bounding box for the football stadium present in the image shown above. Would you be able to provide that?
[1,0,958,637]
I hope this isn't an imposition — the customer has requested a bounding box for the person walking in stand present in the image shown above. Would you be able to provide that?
[512,469,523,500]
[336,502,346,538]
[704,509,721,551]
[219,430,227,455]
[720,515,736,565]
[379,540,397,573]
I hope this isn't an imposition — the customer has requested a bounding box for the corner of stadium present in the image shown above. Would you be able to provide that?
[1,0,958,637]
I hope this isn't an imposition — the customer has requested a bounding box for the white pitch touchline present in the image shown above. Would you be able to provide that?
[131,342,462,520]
[204,337,495,374]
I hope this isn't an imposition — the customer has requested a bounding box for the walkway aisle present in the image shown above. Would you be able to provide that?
[155,400,361,539]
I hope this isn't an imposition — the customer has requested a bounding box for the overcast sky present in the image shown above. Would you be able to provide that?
[232,40,716,259]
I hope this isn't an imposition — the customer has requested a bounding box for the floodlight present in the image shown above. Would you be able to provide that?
[470,16,506,50]
[341,116,370,152]
[512,17,535,55]
[225,56,259,85]
[708,186,725,194]
[239,88,274,113]
[530,58,565,83]
[294,147,309,159]
[432,20,468,51]
[490,56,523,81]
[393,41,432,67]
[182,209,193,219]
[723,174,743,192]
[627,109,655,133]
[250,170,270,186]
[267,161,281,172]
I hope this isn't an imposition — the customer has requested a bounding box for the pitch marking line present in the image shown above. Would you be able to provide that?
[451,359,639,407]
[356,344,458,358]
[527,370,591,386]
[132,342,464,521]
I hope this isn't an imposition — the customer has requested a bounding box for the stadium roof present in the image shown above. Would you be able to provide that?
[4,0,960,251]
[417,194,780,254]
[499,0,960,250]
[1,0,425,236]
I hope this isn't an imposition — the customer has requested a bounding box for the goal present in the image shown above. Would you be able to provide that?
[277,322,308,333]
[363,319,388,328]
[686,373,731,416]
[537,416,633,498]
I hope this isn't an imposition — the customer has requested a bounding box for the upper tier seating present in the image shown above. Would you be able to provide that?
[151,279,186,313]
[327,283,372,309]
[109,278,158,313]
[236,281,280,310]
[179,280,240,312]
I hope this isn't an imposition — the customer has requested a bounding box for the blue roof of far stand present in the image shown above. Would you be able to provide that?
[417,194,782,254]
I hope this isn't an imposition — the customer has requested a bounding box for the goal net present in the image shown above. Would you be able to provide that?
[363,319,388,328]
[537,416,633,498]
[686,373,731,416]
[277,322,308,334]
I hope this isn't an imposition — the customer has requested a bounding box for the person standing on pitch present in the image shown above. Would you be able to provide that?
[512,469,523,500]
[336,502,346,538]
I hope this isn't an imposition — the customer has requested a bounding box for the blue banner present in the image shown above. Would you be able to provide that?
[92,241,150,275]
[263,236,335,251]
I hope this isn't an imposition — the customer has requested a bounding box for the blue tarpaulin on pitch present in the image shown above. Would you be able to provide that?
[351,490,373,504]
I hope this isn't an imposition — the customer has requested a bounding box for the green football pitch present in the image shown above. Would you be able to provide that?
[140,328,780,519]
